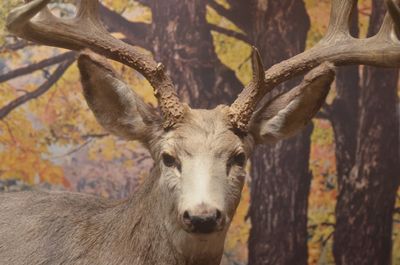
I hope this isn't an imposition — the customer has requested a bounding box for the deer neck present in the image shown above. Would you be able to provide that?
[106,165,226,265]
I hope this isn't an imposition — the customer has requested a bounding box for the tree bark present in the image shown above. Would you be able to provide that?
[249,2,311,264]
[330,5,361,263]
[224,1,312,264]
[329,7,359,183]
[249,126,313,265]
[148,0,243,108]
[99,4,151,51]
[333,1,400,264]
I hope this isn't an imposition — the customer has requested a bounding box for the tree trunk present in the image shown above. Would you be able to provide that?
[249,126,313,265]
[330,7,361,259]
[329,6,359,183]
[333,1,400,264]
[229,1,312,264]
[148,0,243,107]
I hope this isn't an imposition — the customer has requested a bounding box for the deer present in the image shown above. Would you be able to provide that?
[1,0,400,264]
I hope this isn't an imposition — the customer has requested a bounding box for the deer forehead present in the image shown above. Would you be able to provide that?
[160,107,247,157]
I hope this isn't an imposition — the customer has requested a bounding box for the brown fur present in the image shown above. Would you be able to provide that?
[0,165,220,265]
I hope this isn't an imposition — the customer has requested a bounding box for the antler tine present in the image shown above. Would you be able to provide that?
[377,13,395,38]
[6,0,184,129]
[229,0,400,131]
[229,47,266,131]
[324,0,356,40]
[386,0,400,35]
[6,0,50,33]
[76,0,101,19]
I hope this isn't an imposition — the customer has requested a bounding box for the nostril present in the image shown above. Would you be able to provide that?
[215,209,222,220]
[183,211,190,220]
[181,208,225,233]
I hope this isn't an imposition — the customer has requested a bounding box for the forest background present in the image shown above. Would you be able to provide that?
[0,0,399,264]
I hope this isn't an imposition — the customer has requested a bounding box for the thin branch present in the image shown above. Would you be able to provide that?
[0,120,17,144]
[0,59,74,120]
[51,139,93,159]
[0,40,35,53]
[135,0,150,7]
[81,133,110,140]
[322,102,332,114]
[238,53,252,70]
[99,3,152,51]
[207,1,236,23]
[50,133,110,159]
[316,103,332,120]
[316,109,330,120]
[307,222,335,229]
[320,222,335,227]
[322,231,334,246]
[315,111,329,120]
[208,24,250,43]
[0,51,76,83]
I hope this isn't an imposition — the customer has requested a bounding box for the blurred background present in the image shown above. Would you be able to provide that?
[0,0,399,264]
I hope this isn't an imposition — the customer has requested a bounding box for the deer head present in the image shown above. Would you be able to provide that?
[6,0,400,238]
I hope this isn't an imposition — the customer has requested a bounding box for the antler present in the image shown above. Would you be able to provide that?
[229,47,265,131]
[6,0,184,129]
[230,0,400,131]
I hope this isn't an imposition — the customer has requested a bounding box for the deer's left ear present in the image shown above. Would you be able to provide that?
[78,51,162,144]
[249,63,335,144]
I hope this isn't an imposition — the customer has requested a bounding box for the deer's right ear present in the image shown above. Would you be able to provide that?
[78,51,162,143]
[248,63,335,144]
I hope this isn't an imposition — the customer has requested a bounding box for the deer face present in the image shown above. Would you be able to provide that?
[77,50,334,237]
[158,107,252,234]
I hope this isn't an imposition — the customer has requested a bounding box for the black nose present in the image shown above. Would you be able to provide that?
[182,208,224,234]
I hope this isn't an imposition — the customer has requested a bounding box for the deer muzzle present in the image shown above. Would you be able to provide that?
[180,203,226,234]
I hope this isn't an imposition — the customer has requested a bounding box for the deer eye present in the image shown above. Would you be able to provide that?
[162,152,181,170]
[162,153,176,167]
[232,152,246,167]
